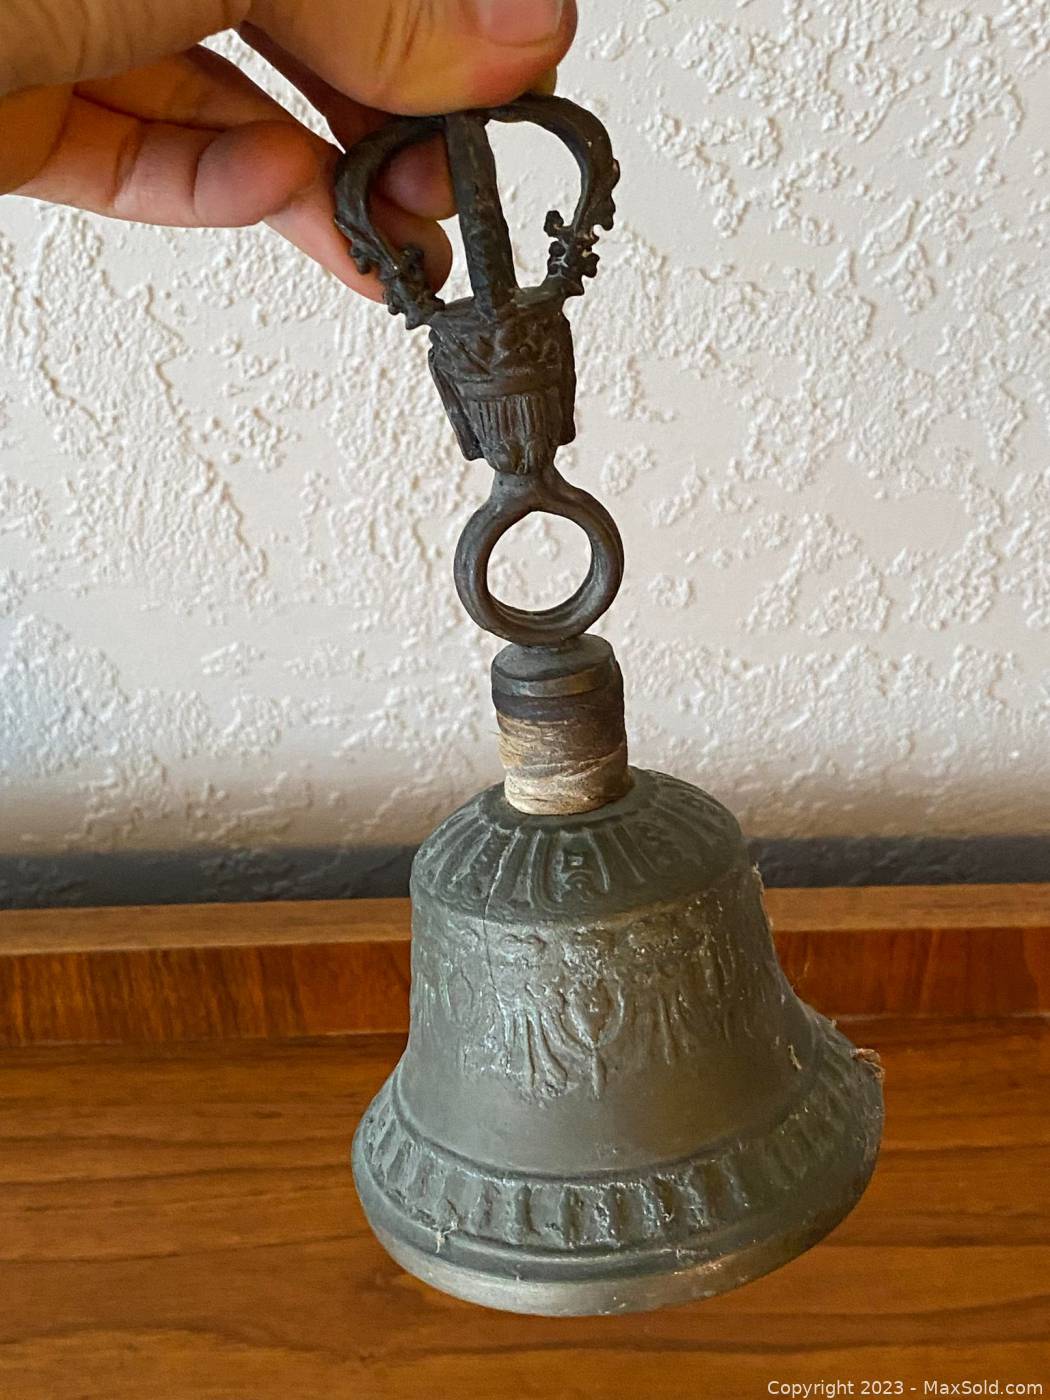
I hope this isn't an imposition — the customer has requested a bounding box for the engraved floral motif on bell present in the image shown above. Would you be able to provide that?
[352,763,884,1316]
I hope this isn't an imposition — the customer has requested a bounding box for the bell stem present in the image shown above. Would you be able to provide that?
[491,635,630,815]
[443,112,518,314]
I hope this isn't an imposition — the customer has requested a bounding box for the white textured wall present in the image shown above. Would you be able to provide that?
[1,1,1049,871]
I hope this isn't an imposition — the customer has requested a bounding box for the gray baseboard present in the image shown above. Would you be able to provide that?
[748,835,1049,889]
[0,835,1046,910]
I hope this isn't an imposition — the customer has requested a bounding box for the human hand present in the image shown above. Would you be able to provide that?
[0,0,574,298]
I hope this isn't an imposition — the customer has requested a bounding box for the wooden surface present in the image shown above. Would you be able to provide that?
[1,883,1048,1045]
[0,1017,1047,1399]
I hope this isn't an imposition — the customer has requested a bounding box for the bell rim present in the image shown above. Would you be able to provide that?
[352,1013,884,1315]
[361,1166,876,1316]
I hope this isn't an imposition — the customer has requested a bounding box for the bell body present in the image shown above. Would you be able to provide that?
[353,767,883,1315]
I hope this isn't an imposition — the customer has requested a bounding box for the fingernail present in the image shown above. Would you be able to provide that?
[472,0,565,45]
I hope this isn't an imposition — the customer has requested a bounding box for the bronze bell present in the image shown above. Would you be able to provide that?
[335,97,883,1316]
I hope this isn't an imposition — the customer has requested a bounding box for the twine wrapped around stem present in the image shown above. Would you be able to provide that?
[491,636,630,816]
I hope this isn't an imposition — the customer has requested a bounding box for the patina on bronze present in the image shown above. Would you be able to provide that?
[335,95,622,646]
[334,95,883,1316]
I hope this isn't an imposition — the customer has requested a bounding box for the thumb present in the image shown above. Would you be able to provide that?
[245,0,575,114]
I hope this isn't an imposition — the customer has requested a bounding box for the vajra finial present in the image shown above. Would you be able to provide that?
[334,95,622,647]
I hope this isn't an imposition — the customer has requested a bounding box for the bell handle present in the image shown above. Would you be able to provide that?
[334,95,619,326]
[333,113,446,329]
[485,94,619,298]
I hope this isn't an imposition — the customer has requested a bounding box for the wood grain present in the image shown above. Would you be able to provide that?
[1,884,1047,1046]
[0,1018,1047,1399]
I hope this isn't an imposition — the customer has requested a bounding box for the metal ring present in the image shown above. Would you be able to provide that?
[453,466,624,646]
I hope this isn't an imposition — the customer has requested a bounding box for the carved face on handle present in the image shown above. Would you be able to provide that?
[427,296,577,474]
[333,95,619,477]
